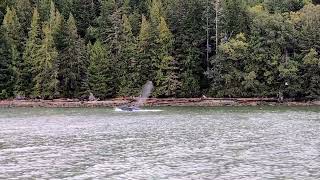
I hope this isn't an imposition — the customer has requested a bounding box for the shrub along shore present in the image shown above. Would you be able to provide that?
[0,98,319,108]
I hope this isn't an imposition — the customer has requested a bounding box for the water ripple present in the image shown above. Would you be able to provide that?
[0,107,319,179]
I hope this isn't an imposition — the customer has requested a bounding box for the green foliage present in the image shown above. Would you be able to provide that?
[302,49,320,99]
[88,41,114,99]
[72,0,96,37]
[117,14,140,96]
[58,14,89,99]
[264,0,306,13]
[0,0,319,100]
[2,6,23,97]
[222,0,250,36]
[209,33,249,97]
[33,24,59,99]
[137,14,153,83]
[167,0,206,97]
[17,8,41,97]
[15,0,32,40]
[154,17,180,97]
[0,26,14,99]
[38,0,51,22]
[297,4,320,52]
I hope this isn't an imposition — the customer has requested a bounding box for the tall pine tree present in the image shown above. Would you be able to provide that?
[33,23,59,99]
[137,14,153,86]
[2,6,23,97]
[118,14,140,96]
[17,8,41,97]
[58,14,89,98]
[88,41,114,99]
[0,26,14,99]
[154,17,180,97]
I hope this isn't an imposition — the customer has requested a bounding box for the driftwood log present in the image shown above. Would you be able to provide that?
[0,98,319,108]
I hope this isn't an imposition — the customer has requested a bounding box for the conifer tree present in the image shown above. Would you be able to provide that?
[88,41,114,99]
[33,24,59,99]
[48,2,64,49]
[137,14,154,85]
[48,0,57,28]
[148,0,162,76]
[55,0,73,18]
[0,26,14,99]
[2,7,22,57]
[0,5,4,23]
[150,0,162,26]
[118,14,140,96]
[72,0,96,37]
[302,49,320,99]
[154,17,180,97]
[129,10,141,36]
[38,0,51,22]
[15,0,32,39]
[222,0,250,37]
[58,14,89,98]
[98,0,116,44]
[17,8,41,97]
[167,0,205,97]
[2,7,23,96]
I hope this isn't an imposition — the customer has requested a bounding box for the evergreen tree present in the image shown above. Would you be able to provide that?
[54,0,73,18]
[302,49,320,99]
[222,0,250,37]
[150,0,162,26]
[0,1,5,22]
[2,6,22,57]
[0,26,14,99]
[58,14,89,98]
[72,0,96,38]
[154,17,180,97]
[88,41,114,99]
[97,0,123,95]
[15,0,32,39]
[118,14,140,96]
[17,8,41,97]
[167,0,205,97]
[33,24,59,99]
[97,0,116,44]
[38,0,51,22]
[137,14,154,85]
[0,11,3,24]
[2,7,23,97]
[129,10,141,36]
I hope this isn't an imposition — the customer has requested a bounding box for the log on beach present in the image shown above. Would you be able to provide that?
[0,98,319,108]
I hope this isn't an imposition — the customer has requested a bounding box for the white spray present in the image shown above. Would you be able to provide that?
[135,81,154,107]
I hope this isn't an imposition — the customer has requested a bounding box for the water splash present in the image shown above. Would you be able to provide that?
[135,81,154,107]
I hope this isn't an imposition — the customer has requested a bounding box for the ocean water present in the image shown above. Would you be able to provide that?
[0,107,319,179]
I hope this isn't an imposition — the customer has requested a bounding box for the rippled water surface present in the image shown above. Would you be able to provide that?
[0,107,320,179]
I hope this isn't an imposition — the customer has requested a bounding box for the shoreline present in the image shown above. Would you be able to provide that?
[0,98,320,108]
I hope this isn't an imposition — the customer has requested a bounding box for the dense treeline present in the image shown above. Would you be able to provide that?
[0,0,319,100]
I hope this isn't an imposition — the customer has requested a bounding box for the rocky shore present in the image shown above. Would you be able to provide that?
[0,98,319,108]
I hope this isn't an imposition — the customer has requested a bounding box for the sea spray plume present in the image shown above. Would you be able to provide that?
[135,81,154,107]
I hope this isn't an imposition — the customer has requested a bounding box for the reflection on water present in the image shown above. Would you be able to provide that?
[0,107,319,179]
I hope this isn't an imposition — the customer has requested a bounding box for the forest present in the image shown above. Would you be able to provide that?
[0,0,320,100]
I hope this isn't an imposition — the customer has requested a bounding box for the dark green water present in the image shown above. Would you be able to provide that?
[0,107,319,179]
